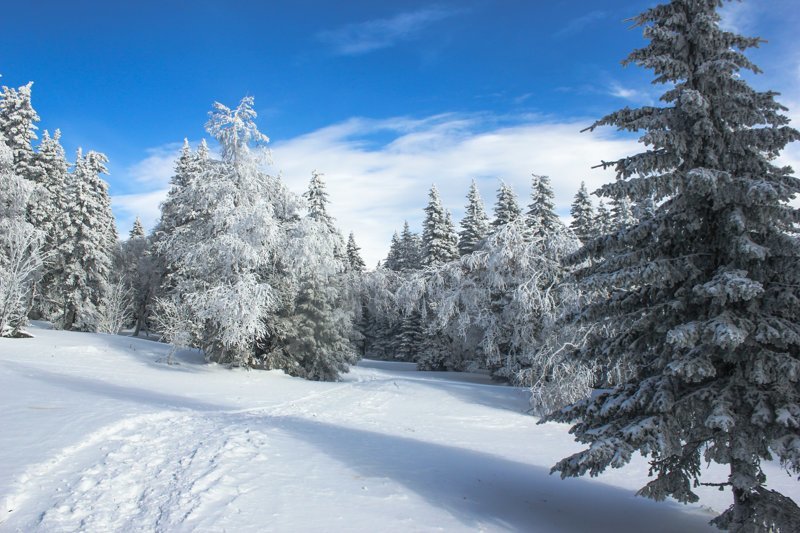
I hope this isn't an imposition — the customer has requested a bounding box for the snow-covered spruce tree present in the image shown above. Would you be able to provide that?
[492,180,522,229]
[594,199,613,237]
[129,217,145,239]
[526,174,561,240]
[157,97,290,366]
[422,185,458,266]
[268,217,359,380]
[373,222,424,359]
[263,173,358,380]
[458,179,489,256]
[385,231,402,271]
[29,129,71,318]
[570,181,596,245]
[545,2,800,530]
[0,132,44,337]
[117,217,158,336]
[360,266,404,359]
[346,232,366,272]
[303,170,336,232]
[399,221,423,271]
[57,149,117,331]
[0,82,39,181]
[416,186,459,369]
[610,193,637,231]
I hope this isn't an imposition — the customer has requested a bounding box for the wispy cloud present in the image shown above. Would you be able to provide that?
[123,142,183,187]
[554,10,607,38]
[317,6,461,56]
[270,114,636,265]
[606,81,657,105]
[719,1,756,34]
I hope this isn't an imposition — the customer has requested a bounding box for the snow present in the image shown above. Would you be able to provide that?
[1,323,795,532]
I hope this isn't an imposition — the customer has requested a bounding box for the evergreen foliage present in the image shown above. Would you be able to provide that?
[422,186,458,266]
[569,181,595,245]
[492,180,522,228]
[610,193,637,231]
[346,232,366,272]
[0,81,39,180]
[594,199,613,236]
[304,170,336,232]
[0,132,44,336]
[57,149,116,331]
[458,179,489,256]
[545,2,800,530]
[526,174,560,240]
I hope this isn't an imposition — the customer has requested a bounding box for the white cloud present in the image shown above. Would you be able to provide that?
[317,7,461,55]
[719,1,756,34]
[125,142,183,187]
[270,113,637,266]
[112,188,169,238]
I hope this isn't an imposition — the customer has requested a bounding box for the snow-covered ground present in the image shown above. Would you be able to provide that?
[0,324,796,532]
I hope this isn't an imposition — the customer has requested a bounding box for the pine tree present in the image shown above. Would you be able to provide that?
[594,199,612,236]
[492,180,522,228]
[0,81,39,180]
[546,2,800,530]
[422,186,458,266]
[458,179,489,255]
[610,193,637,231]
[58,149,116,331]
[29,130,70,318]
[385,231,402,271]
[157,97,285,366]
[129,217,146,240]
[119,217,157,337]
[569,181,595,245]
[346,232,366,272]
[304,170,336,232]
[399,221,423,271]
[526,174,560,239]
[0,131,44,336]
[156,139,209,241]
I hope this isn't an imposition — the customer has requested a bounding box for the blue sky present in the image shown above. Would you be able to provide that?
[2,0,799,264]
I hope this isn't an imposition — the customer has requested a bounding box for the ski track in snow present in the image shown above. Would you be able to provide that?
[0,338,729,533]
[2,375,421,532]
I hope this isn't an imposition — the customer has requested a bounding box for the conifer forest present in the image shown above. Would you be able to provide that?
[1,0,799,531]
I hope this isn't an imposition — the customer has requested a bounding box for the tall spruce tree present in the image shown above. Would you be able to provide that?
[492,180,522,229]
[594,199,613,236]
[0,82,39,180]
[570,181,595,245]
[0,131,43,336]
[546,1,800,531]
[304,170,336,232]
[422,185,458,266]
[129,216,146,240]
[458,179,489,255]
[385,231,402,271]
[30,130,70,318]
[399,221,423,271]
[58,149,116,330]
[526,174,560,240]
[156,97,286,366]
[346,232,366,272]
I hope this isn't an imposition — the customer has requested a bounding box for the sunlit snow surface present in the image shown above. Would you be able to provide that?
[1,323,795,532]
